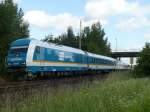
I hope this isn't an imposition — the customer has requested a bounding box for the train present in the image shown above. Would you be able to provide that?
[6,38,129,79]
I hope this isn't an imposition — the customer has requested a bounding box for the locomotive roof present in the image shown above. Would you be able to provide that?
[10,38,33,47]
[31,39,86,55]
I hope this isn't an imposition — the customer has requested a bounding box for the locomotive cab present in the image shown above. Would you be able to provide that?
[7,47,28,67]
[6,39,31,72]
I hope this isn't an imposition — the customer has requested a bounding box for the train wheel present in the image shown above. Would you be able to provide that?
[25,72,36,80]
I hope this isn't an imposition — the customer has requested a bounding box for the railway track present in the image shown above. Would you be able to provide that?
[0,80,47,89]
[0,74,108,93]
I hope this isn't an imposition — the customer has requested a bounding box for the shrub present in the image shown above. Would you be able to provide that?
[134,43,150,77]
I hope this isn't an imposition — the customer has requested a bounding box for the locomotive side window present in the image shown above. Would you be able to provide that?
[33,46,41,60]
[36,46,40,54]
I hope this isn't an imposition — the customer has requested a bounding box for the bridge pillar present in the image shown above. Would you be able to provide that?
[130,57,134,68]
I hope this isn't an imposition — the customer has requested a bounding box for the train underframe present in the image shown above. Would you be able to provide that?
[7,66,114,81]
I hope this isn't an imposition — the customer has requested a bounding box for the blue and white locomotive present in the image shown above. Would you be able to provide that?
[6,38,127,78]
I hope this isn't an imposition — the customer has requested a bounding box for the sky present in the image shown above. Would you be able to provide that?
[2,0,150,52]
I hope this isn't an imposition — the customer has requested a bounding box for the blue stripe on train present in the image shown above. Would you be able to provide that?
[26,66,114,74]
[26,66,88,73]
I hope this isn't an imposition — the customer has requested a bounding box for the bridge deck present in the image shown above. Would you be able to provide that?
[111,52,140,58]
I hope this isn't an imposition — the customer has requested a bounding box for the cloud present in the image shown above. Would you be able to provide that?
[83,19,107,27]
[144,33,150,40]
[13,0,22,3]
[23,0,150,34]
[116,17,150,31]
[24,11,80,30]
[24,10,107,32]
[0,0,4,2]
[85,0,150,31]
[85,0,139,18]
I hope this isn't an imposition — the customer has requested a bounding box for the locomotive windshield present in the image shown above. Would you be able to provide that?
[10,47,28,53]
[9,47,28,57]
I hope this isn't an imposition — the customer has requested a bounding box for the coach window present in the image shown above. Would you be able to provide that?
[80,55,83,63]
[90,57,92,63]
[102,59,105,64]
[82,55,85,63]
[104,60,106,64]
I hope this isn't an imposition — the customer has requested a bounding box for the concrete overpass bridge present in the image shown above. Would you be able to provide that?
[110,49,141,65]
[111,51,140,58]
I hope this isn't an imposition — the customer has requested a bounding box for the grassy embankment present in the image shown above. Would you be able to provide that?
[1,71,150,112]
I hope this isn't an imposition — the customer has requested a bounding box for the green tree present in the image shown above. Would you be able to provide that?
[43,22,111,56]
[82,22,111,55]
[43,34,55,43]
[134,43,150,77]
[44,27,78,48]
[61,27,77,48]
[0,0,29,73]
[80,26,90,51]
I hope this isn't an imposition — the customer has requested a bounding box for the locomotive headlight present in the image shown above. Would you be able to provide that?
[8,63,11,66]
[21,62,26,65]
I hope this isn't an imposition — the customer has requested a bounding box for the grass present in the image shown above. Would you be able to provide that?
[1,71,150,112]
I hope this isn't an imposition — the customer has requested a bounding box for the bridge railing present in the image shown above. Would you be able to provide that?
[111,49,141,52]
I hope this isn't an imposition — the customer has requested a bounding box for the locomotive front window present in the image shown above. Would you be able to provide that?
[10,47,28,54]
